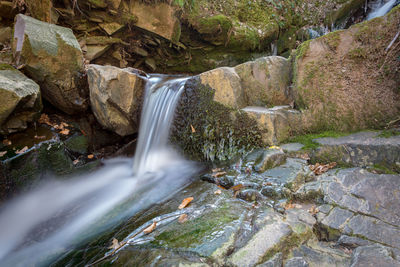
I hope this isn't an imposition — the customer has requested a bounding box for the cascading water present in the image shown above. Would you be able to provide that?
[367,0,397,20]
[0,75,197,266]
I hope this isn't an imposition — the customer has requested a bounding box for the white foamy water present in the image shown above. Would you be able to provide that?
[0,75,197,266]
[367,0,397,20]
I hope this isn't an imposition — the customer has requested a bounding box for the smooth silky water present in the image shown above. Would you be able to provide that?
[0,75,198,266]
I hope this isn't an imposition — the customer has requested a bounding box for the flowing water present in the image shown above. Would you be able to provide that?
[0,75,198,266]
[367,0,397,20]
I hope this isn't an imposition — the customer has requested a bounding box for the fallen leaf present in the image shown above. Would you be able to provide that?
[231,184,244,192]
[0,151,6,157]
[299,153,310,160]
[59,129,70,135]
[143,221,157,234]
[16,146,28,154]
[87,154,94,159]
[190,124,196,133]
[2,139,11,146]
[308,205,319,215]
[178,214,188,223]
[245,167,251,174]
[34,135,46,139]
[269,145,281,150]
[109,238,121,250]
[263,182,273,186]
[61,122,69,128]
[212,171,226,178]
[39,114,51,125]
[73,159,80,165]
[310,162,337,175]
[214,189,222,195]
[212,168,222,173]
[178,197,194,209]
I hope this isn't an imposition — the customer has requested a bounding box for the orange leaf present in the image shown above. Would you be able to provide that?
[16,146,28,154]
[73,159,80,165]
[2,139,11,146]
[59,129,70,135]
[190,124,196,133]
[178,214,188,224]
[231,184,244,192]
[178,197,193,209]
[87,154,94,159]
[143,221,157,234]
[212,168,222,173]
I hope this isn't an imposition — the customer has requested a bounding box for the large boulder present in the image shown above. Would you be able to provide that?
[235,56,292,107]
[87,64,146,136]
[292,7,400,132]
[13,14,88,114]
[0,64,42,134]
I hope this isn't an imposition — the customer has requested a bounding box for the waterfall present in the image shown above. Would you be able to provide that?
[367,0,397,20]
[0,76,197,266]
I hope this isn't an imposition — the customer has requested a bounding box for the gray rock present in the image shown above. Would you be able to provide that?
[0,66,42,134]
[13,14,87,114]
[237,189,264,202]
[87,64,145,136]
[257,253,283,267]
[254,148,286,173]
[281,143,304,152]
[350,245,400,267]
[337,235,373,248]
[313,131,400,171]
[284,257,309,267]
[319,207,354,240]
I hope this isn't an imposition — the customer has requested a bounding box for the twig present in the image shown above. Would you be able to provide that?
[385,30,400,52]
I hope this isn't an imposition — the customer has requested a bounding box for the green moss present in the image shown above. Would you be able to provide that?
[324,31,342,50]
[286,131,350,150]
[64,134,89,154]
[0,64,14,71]
[377,129,400,138]
[369,164,398,175]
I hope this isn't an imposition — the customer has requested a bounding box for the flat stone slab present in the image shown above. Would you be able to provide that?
[350,245,400,267]
[313,131,400,170]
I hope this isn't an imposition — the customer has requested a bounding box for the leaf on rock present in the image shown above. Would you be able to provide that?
[178,214,188,224]
[59,129,70,135]
[73,159,80,165]
[231,184,244,192]
[212,171,226,178]
[214,189,222,195]
[190,124,196,133]
[109,238,121,250]
[0,151,6,157]
[39,113,51,125]
[178,197,193,209]
[16,146,28,154]
[87,154,94,159]
[2,139,11,146]
[143,221,157,234]
[309,162,337,175]
[308,205,319,215]
[269,145,281,150]
[212,168,222,173]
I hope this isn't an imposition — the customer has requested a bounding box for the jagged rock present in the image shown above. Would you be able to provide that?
[99,22,124,35]
[87,64,146,136]
[338,235,373,248]
[0,65,42,134]
[85,45,111,61]
[198,67,245,109]
[0,27,11,44]
[284,257,309,267]
[234,56,292,107]
[312,131,400,171]
[242,106,302,145]
[281,143,304,152]
[25,0,52,22]
[144,58,156,71]
[125,1,181,43]
[257,253,283,267]
[229,211,293,267]
[13,14,87,114]
[319,207,354,240]
[292,7,400,132]
[350,245,400,267]
[254,148,286,173]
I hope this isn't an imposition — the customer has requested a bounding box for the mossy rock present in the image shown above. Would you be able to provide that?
[64,134,89,154]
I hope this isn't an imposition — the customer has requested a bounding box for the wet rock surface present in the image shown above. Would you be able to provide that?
[53,130,400,266]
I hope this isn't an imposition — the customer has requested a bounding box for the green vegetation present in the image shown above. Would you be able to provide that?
[377,129,400,138]
[369,164,398,175]
[287,131,349,150]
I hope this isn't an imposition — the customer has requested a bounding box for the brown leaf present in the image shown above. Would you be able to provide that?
[231,184,244,192]
[34,135,46,140]
[178,214,188,224]
[190,124,196,133]
[310,162,337,175]
[212,171,226,178]
[178,197,194,209]
[16,146,28,154]
[212,168,222,173]
[0,151,6,157]
[214,189,222,195]
[73,159,80,165]
[143,221,157,234]
[308,205,319,215]
[39,114,51,125]
[2,139,11,146]
[87,154,94,159]
[299,153,310,160]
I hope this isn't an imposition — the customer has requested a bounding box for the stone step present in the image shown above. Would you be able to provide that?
[242,105,301,145]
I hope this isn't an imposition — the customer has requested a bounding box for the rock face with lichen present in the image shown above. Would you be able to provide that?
[292,6,400,132]
[0,64,42,134]
[87,64,146,136]
[12,14,88,114]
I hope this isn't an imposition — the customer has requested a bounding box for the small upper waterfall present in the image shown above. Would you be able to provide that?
[0,75,197,266]
[367,0,397,20]
[133,75,188,175]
